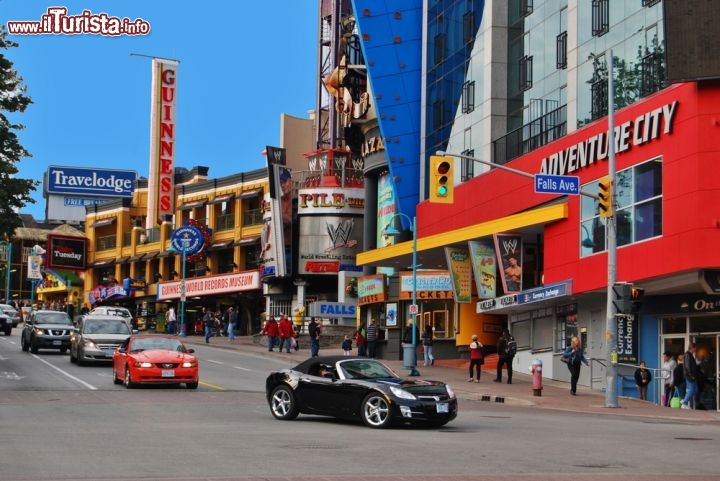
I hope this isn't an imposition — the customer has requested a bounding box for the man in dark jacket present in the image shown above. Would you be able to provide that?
[308,318,321,357]
[681,343,698,409]
[494,328,516,384]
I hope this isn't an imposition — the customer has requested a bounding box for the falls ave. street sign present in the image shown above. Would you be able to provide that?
[534,174,580,195]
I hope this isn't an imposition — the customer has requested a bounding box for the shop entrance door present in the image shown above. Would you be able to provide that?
[694,335,717,411]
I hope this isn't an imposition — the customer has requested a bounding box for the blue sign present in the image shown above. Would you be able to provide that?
[170,226,205,256]
[517,281,573,305]
[47,166,137,197]
[534,174,580,195]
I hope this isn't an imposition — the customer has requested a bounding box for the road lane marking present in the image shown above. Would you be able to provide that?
[200,380,225,390]
[233,366,251,371]
[31,354,98,390]
[205,359,223,365]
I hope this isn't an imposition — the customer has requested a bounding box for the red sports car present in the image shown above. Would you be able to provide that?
[112,335,199,389]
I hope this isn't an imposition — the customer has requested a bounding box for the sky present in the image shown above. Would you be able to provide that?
[1,1,319,220]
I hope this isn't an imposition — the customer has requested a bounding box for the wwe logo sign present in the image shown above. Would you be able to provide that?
[326,219,357,251]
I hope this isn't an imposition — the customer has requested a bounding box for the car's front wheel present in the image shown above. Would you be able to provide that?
[124,366,135,389]
[112,365,122,385]
[30,338,39,354]
[3,327,10,336]
[269,385,299,420]
[69,346,77,363]
[361,393,393,429]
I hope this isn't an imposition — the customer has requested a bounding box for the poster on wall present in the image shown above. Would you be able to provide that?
[376,173,396,277]
[493,233,523,294]
[617,316,638,364]
[444,247,472,303]
[469,239,497,299]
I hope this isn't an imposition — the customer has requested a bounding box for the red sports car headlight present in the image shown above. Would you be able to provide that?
[133,361,153,368]
[182,360,197,368]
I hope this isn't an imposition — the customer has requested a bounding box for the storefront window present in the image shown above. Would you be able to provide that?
[689,316,720,334]
[662,316,686,334]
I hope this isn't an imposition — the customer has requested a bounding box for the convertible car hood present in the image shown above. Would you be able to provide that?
[376,378,448,393]
[132,350,191,362]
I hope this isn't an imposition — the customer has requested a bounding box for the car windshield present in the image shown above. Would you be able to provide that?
[83,319,131,335]
[129,337,185,353]
[338,360,398,380]
[103,308,131,318]
[36,312,72,325]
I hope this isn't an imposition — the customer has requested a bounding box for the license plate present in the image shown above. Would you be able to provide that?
[104,350,114,358]
[161,370,175,378]
[436,402,449,413]
[52,340,61,346]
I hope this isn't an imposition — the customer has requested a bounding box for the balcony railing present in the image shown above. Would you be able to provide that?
[493,104,567,164]
[96,235,116,251]
[215,213,235,232]
[242,209,262,226]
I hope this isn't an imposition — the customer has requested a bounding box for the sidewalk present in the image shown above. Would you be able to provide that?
[184,333,720,423]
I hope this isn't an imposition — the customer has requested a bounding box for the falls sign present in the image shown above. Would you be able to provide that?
[534,174,580,195]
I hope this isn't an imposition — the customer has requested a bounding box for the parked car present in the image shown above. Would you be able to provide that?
[0,312,12,336]
[88,306,144,330]
[265,356,458,429]
[112,335,198,389]
[0,303,21,327]
[21,310,74,353]
[70,315,133,365]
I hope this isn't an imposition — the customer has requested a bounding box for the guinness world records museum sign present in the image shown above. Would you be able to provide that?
[170,225,205,256]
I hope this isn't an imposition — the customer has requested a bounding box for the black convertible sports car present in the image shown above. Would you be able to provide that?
[265,355,458,428]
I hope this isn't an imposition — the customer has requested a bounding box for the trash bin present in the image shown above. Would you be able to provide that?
[402,343,420,376]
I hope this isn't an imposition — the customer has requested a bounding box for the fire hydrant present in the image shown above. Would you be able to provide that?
[530,359,543,396]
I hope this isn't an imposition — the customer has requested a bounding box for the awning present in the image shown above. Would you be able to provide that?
[158,250,176,258]
[129,253,146,262]
[144,253,159,260]
[357,202,569,268]
[178,200,207,211]
[235,236,260,246]
[206,240,233,252]
[210,194,235,204]
[239,189,262,199]
[116,256,131,264]
[90,259,114,267]
[89,218,115,228]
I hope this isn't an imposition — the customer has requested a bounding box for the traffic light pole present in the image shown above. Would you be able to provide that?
[605,49,619,408]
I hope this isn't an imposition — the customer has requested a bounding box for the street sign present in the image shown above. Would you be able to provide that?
[409,304,418,315]
[534,174,580,195]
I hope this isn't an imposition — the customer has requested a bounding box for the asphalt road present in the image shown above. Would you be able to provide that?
[1,331,718,481]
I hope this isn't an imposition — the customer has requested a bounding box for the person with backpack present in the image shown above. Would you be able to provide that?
[562,335,589,395]
[494,328,517,384]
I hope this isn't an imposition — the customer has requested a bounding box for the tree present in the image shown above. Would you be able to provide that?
[0,25,39,238]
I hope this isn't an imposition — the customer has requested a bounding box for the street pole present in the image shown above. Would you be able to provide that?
[1,241,11,304]
[179,238,188,337]
[384,213,420,376]
[605,49,619,408]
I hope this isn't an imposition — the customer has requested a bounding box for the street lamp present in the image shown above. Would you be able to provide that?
[167,239,190,337]
[0,240,12,304]
[383,213,420,376]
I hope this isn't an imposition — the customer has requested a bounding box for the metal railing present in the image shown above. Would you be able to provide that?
[215,213,235,232]
[96,235,116,251]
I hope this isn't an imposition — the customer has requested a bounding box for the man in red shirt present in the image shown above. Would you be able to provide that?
[278,314,295,353]
[261,316,280,352]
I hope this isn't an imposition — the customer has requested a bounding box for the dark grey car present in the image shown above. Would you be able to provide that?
[70,315,133,365]
[21,310,74,354]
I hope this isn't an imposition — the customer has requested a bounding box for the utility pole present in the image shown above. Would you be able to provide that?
[605,49,619,408]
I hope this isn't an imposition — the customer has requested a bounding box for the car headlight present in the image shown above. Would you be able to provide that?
[389,386,416,400]
[133,361,153,368]
[34,328,45,335]
[182,361,197,368]
[82,339,98,348]
[445,384,456,398]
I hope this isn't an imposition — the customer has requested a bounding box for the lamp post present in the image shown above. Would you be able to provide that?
[383,213,419,376]
[179,237,189,337]
[0,240,12,304]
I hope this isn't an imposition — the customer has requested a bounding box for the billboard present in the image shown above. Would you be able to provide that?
[46,234,87,270]
[45,166,137,197]
[297,215,364,275]
[147,58,178,227]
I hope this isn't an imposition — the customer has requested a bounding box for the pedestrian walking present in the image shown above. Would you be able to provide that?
[468,335,484,382]
[422,322,435,366]
[227,306,237,342]
[308,317,321,357]
[365,319,378,358]
[634,360,652,401]
[278,314,294,353]
[261,316,279,352]
[561,335,589,395]
[202,307,214,344]
[342,335,352,356]
[661,351,677,406]
[681,343,699,409]
[355,327,367,357]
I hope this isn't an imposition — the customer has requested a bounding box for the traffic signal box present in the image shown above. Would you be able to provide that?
[429,155,454,203]
[613,282,645,315]
[597,175,613,218]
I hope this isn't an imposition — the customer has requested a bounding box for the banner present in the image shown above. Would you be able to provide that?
[444,247,472,303]
[469,239,497,299]
[494,233,523,294]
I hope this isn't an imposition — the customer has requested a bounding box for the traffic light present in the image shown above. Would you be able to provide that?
[429,155,454,203]
[597,175,613,218]
[613,282,645,314]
